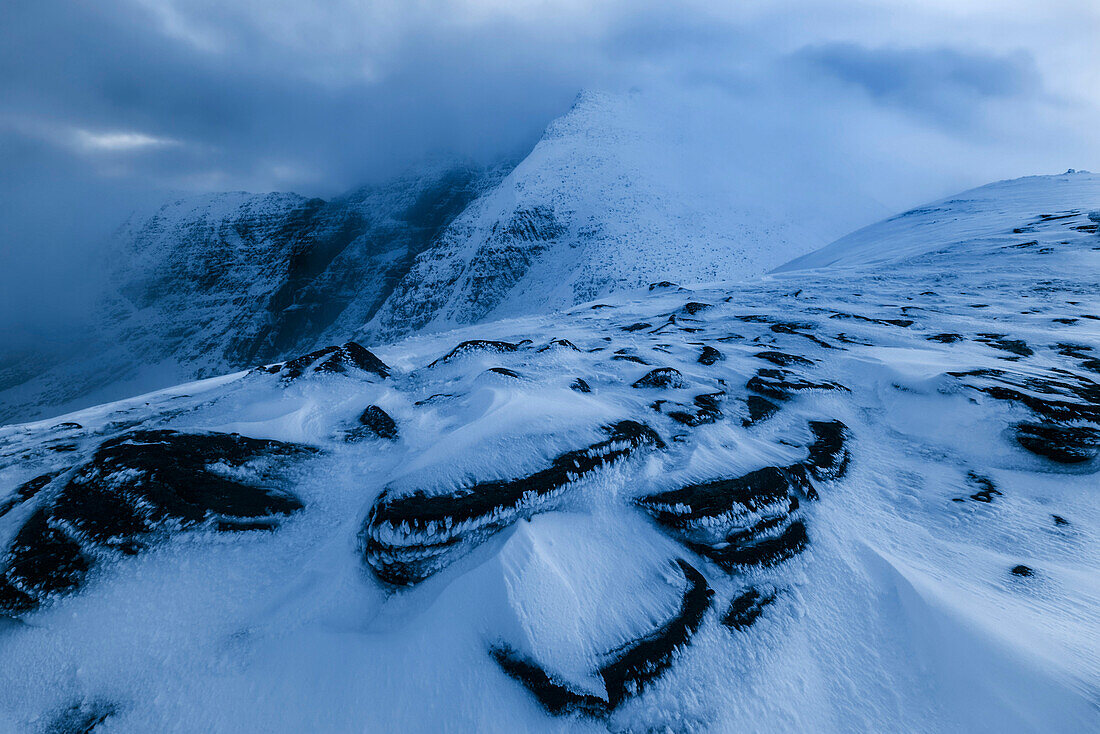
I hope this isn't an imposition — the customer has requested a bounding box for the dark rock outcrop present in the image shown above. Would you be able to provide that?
[272,341,390,380]
[429,340,526,367]
[698,346,724,366]
[491,559,712,716]
[632,368,685,390]
[363,422,664,585]
[1014,422,1099,463]
[636,421,849,570]
[746,368,847,401]
[722,586,777,631]
[0,430,311,615]
[349,406,399,441]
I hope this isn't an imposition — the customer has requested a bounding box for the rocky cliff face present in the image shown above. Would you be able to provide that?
[0,160,509,423]
[104,160,507,369]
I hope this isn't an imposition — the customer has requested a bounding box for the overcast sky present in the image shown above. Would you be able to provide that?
[2,0,1098,347]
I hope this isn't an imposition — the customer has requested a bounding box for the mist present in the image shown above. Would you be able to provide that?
[2,0,1098,351]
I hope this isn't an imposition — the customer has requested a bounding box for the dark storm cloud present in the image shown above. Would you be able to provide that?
[0,0,585,191]
[0,0,1098,350]
[790,43,1041,127]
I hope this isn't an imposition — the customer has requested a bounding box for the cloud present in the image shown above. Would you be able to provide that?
[74,130,182,152]
[789,43,1041,127]
[0,0,1098,350]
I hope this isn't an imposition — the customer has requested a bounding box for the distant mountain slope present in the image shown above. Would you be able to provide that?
[0,160,508,424]
[775,170,1100,272]
[104,160,506,366]
[367,91,871,340]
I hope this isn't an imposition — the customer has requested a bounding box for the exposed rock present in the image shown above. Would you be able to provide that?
[680,302,713,317]
[637,419,848,570]
[363,422,664,585]
[0,430,310,615]
[490,647,608,717]
[722,587,777,631]
[636,465,808,570]
[0,162,504,424]
[754,351,814,367]
[349,406,399,441]
[429,340,526,367]
[632,368,685,390]
[805,420,850,480]
[698,346,724,366]
[829,311,913,328]
[539,338,579,352]
[491,559,711,715]
[1014,422,1100,463]
[927,333,964,343]
[600,560,712,707]
[43,698,116,733]
[949,368,1100,424]
[570,378,592,393]
[276,341,390,380]
[742,396,780,426]
[975,334,1034,358]
[657,393,724,427]
[961,472,1002,503]
[413,393,454,406]
[746,368,847,401]
[0,471,60,518]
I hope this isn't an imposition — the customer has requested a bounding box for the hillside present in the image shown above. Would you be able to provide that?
[0,172,1096,732]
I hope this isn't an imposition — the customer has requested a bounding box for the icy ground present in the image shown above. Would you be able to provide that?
[0,173,1097,732]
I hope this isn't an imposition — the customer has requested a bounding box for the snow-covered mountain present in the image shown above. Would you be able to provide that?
[366,90,876,340]
[776,169,1100,272]
[0,160,509,425]
[0,89,887,426]
[0,172,1096,732]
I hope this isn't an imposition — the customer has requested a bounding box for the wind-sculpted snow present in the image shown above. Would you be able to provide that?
[0,172,1097,731]
[363,421,663,586]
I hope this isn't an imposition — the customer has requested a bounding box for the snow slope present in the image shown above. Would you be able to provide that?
[0,172,1096,732]
[776,170,1100,272]
[368,90,883,340]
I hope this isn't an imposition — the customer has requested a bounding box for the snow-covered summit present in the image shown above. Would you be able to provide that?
[367,90,879,340]
[0,89,889,425]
